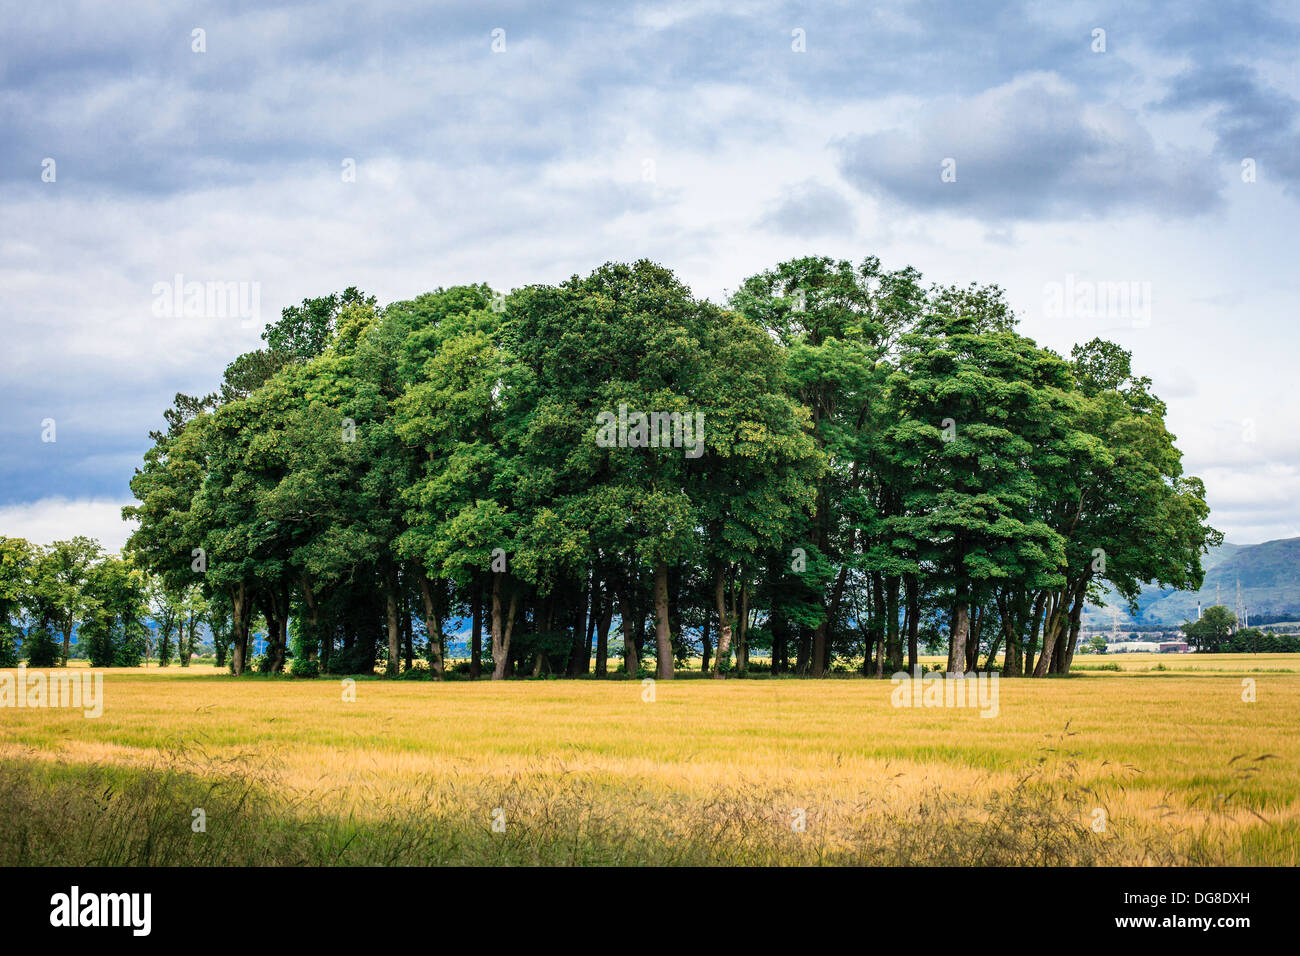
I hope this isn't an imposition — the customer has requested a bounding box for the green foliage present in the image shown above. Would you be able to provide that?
[1181,605,1237,652]
[156,627,173,666]
[79,556,149,667]
[289,657,320,679]
[0,537,34,667]
[23,626,59,666]
[99,257,1221,682]
[1201,625,1300,654]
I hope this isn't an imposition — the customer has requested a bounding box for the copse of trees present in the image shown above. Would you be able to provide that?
[9,256,1221,679]
[1179,605,1300,653]
[0,537,169,666]
[118,257,1218,678]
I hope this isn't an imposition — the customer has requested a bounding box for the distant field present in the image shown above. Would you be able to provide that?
[2,657,1297,865]
[46,651,1300,675]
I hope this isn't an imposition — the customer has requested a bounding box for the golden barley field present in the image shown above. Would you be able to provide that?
[1,655,1297,866]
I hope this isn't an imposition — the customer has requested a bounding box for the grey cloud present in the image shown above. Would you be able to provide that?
[756,180,856,237]
[0,0,1168,198]
[4,0,1300,539]
[837,74,1222,220]
[1155,64,1300,196]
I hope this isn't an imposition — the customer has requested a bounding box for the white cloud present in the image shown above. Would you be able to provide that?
[2,0,1300,549]
[0,497,135,553]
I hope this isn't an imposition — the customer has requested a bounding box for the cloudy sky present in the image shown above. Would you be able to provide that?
[2,0,1298,551]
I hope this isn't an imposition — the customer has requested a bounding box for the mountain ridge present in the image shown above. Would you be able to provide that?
[1084,535,1300,628]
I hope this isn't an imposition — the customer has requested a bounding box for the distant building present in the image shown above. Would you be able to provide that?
[1097,640,1194,653]
[1102,641,1156,653]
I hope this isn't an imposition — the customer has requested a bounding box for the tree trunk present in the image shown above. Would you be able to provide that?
[965,603,982,673]
[1058,583,1086,675]
[180,616,193,667]
[810,621,828,678]
[568,574,592,676]
[997,590,1019,675]
[711,565,732,679]
[905,575,920,675]
[1033,592,1066,677]
[632,595,646,668]
[618,582,640,676]
[861,602,874,677]
[947,584,970,674]
[595,588,611,677]
[385,566,401,676]
[583,586,597,674]
[735,581,749,677]
[419,575,445,679]
[532,597,553,676]
[490,572,519,681]
[1023,591,1047,676]
[769,608,784,674]
[885,575,902,672]
[257,590,285,673]
[813,563,850,677]
[402,590,414,671]
[231,583,252,676]
[700,610,712,673]
[654,561,673,679]
[872,572,887,677]
[301,579,321,663]
[470,575,483,679]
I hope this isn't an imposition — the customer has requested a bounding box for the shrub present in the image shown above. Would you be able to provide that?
[0,625,19,668]
[289,657,319,679]
[24,627,60,667]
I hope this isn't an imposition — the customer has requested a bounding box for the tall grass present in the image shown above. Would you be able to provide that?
[1,747,1290,865]
[2,664,1296,865]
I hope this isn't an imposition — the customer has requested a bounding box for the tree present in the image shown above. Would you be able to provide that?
[887,286,1067,675]
[0,537,34,667]
[80,556,150,667]
[398,303,522,681]
[1026,339,1217,676]
[1182,605,1235,652]
[117,258,1217,685]
[147,580,184,667]
[41,537,102,665]
[732,256,922,677]
[178,585,207,666]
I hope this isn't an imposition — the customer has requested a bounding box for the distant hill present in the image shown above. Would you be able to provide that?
[1083,536,1300,628]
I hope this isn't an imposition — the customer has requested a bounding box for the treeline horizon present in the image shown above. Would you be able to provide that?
[3,256,1221,679]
